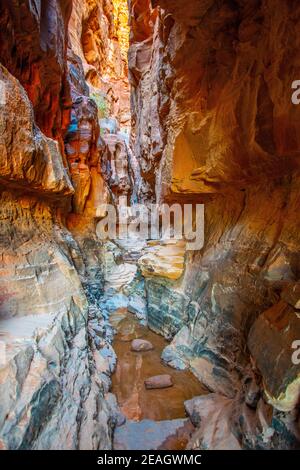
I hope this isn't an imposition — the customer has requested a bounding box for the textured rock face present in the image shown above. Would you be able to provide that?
[128,0,160,202]
[65,94,107,218]
[185,394,242,450]
[146,279,189,339]
[67,0,132,217]
[69,0,130,131]
[101,133,133,205]
[185,390,299,450]
[129,0,300,449]
[0,0,72,143]
[130,0,300,199]
[66,21,109,233]
[0,65,73,196]
[0,0,127,450]
[248,301,300,412]
[0,63,115,450]
[0,63,74,321]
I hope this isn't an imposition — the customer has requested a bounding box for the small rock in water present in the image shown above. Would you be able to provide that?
[144,374,173,389]
[131,339,154,352]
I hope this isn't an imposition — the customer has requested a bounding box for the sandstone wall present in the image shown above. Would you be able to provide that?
[129,0,300,449]
[1,0,299,451]
[69,0,130,131]
[0,0,72,145]
[67,0,133,223]
[0,0,120,449]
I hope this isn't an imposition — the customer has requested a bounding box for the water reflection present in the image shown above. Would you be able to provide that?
[111,309,208,422]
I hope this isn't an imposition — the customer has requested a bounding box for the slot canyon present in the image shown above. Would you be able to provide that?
[0,0,300,451]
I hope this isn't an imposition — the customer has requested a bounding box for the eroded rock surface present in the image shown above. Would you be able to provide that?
[139,240,186,280]
[0,0,72,143]
[129,0,300,449]
[0,62,115,450]
[0,0,129,450]
[248,301,300,412]
[69,0,131,131]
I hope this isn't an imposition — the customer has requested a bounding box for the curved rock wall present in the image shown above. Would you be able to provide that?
[0,60,115,451]
[0,0,72,144]
[0,0,125,450]
[69,0,130,131]
[129,0,300,449]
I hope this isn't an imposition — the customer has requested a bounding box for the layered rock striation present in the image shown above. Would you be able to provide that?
[0,0,299,451]
[129,0,300,449]
[0,0,72,145]
[0,0,130,450]
[0,60,115,450]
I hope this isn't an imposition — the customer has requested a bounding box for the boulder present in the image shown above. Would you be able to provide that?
[144,374,173,390]
[131,339,154,352]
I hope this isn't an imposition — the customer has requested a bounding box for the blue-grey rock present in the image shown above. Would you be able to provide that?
[161,326,193,370]
[100,293,129,313]
[145,279,189,339]
[161,347,188,371]
[100,344,117,373]
[128,294,147,320]
[105,393,126,428]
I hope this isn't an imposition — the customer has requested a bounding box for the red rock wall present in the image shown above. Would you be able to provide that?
[0,0,116,450]
[69,0,131,130]
[66,0,133,232]
[0,0,72,144]
[129,0,300,448]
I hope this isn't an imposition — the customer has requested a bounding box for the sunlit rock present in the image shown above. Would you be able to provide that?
[139,240,186,280]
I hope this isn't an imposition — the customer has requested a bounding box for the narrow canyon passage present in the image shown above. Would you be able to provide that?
[100,238,208,450]
[0,0,300,453]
